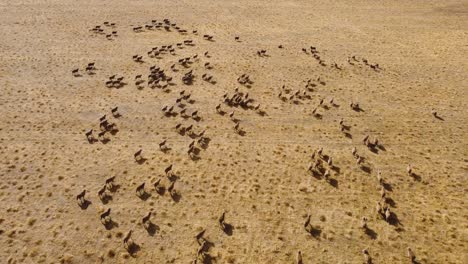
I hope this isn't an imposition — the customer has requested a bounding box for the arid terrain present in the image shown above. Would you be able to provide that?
[0,0,467,263]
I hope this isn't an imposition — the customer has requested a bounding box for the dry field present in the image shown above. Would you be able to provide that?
[0,0,467,263]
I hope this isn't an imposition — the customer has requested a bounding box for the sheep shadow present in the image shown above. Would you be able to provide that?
[145,222,160,236]
[360,165,372,174]
[170,192,182,203]
[388,212,403,227]
[108,184,120,193]
[79,200,91,210]
[103,219,118,230]
[344,132,352,139]
[410,173,422,182]
[352,107,364,112]
[385,197,397,208]
[309,227,322,239]
[222,223,234,236]
[100,138,110,144]
[100,195,113,204]
[127,243,141,257]
[331,166,341,174]
[382,182,393,192]
[364,227,378,240]
[237,130,246,136]
[327,178,339,188]
[136,158,147,165]
[435,116,444,121]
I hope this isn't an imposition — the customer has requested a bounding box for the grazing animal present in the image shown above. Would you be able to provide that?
[218,211,227,231]
[142,212,152,229]
[297,251,303,264]
[100,208,112,225]
[407,247,416,263]
[407,164,413,176]
[134,149,143,161]
[195,229,206,245]
[304,214,313,233]
[352,147,357,157]
[168,181,177,198]
[159,140,169,151]
[111,107,120,117]
[385,207,391,222]
[105,176,115,190]
[362,249,372,264]
[123,230,134,250]
[98,131,106,142]
[376,202,383,218]
[98,185,108,201]
[165,164,173,177]
[136,183,146,197]
[234,123,242,134]
[85,129,94,143]
[361,217,368,229]
[76,190,86,207]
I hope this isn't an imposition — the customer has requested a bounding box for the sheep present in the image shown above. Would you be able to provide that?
[317,147,323,158]
[168,181,177,198]
[123,230,134,250]
[142,212,152,230]
[323,169,331,181]
[376,202,383,218]
[98,131,107,142]
[234,123,242,134]
[296,251,303,264]
[76,190,86,207]
[191,110,199,120]
[197,240,207,257]
[215,104,224,115]
[85,129,94,143]
[352,147,357,157]
[72,68,80,77]
[165,164,173,177]
[361,217,368,229]
[105,176,115,191]
[99,119,107,130]
[153,179,164,195]
[356,155,363,165]
[376,170,383,185]
[100,208,112,226]
[407,247,416,263]
[362,249,372,264]
[380,186,386,199]
[111,107,120,117]
[195,229,206,245]
[304,214,313,233]
[136,183,146,198]
[362,135,369,145]
[407,164,413,176]
[385,207,391,222]
[431,108,438,118]
[134,149,143,161]
[159,140,169,151]
[98,185,108,202]
[218,211,227,231]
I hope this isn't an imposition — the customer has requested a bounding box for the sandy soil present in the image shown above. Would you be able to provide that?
[0,0,467,263]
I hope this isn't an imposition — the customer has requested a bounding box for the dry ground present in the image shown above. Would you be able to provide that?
[0,0,467,263]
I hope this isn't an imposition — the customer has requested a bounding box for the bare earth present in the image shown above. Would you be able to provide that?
[0,0,467,263]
